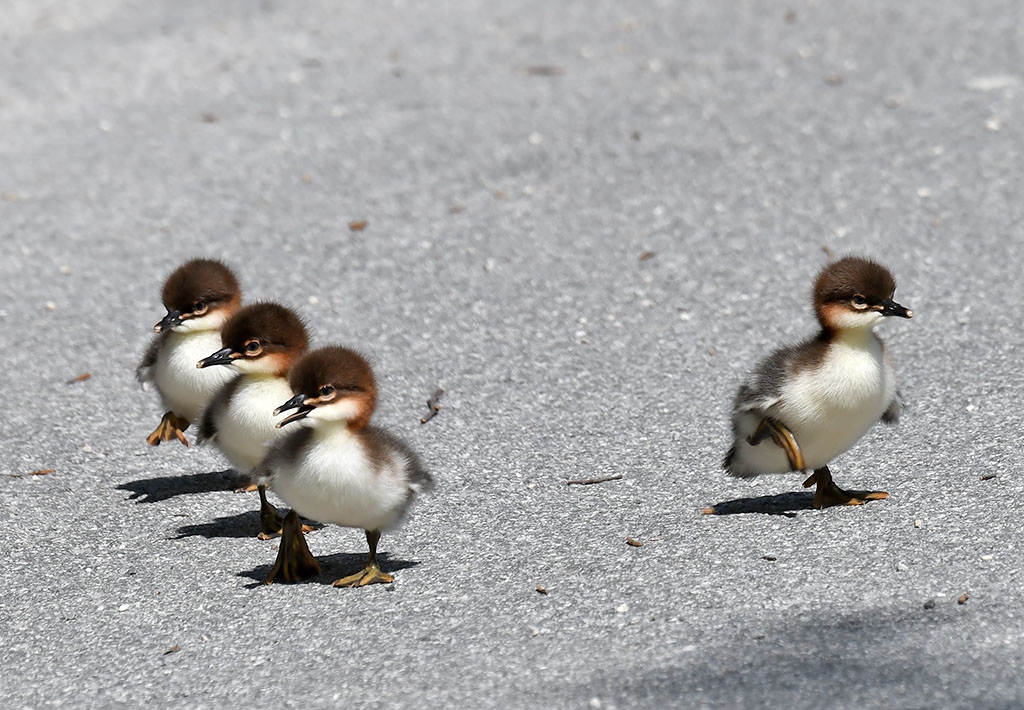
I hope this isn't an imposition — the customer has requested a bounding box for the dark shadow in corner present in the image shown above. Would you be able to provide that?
[702,491,812,516]
[117,469,249,503]
[237,552,421,589]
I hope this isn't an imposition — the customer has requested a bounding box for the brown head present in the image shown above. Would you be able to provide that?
[155,258,241,333]
[274,347,378,431]
[813,256,913,331]
[196,302,309,377]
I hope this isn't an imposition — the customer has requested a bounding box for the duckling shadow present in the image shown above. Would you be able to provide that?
[118,469,249,503]
[237,552,421,589]
[172,510,263,539]
[703,491,812,516]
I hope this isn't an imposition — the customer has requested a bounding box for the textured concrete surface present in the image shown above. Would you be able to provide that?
[2,1,1023,708]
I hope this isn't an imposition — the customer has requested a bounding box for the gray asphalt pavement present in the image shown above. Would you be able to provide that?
[2,1,1024,708]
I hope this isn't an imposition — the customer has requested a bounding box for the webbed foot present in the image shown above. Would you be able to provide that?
[803,467,888,509]
[330,529,394,588]
[146,412,191,447]
[331,563,394,588]
[265,510,321,584]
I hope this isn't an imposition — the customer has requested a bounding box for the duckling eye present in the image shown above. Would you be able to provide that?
[193,300,208,315]
[244,340,262,353]
[319,385,335,398]
[851,294,868,309]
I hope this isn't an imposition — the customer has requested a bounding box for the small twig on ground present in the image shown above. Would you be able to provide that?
[980,474,997,481]
[638,250,656,261]
[163,644,181,655]
[420,388,445,424]
[67,373,91,384]
[566,475,623,486]
[10,469,55,478]
[626,537,643,547]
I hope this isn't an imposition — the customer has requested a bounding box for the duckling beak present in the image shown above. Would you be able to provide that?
[154,309,182,333]
[276,393,315,428]
[197,347,237,368]
[881,299,913,319]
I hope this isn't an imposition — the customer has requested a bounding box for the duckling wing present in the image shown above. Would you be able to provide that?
[196,374,244,445]
[254,426,315,487]
[362,426,433,493]
[136,332,169,384]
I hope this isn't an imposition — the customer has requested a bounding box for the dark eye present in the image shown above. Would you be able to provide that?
[193,300,208,314]
[319,385,335,397]
[245,341,261,353]
[852,295,867,307]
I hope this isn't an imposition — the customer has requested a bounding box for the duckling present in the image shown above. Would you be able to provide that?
[138,259,242,447]
[259,346,432,586]
[196,302,309,535]
[722,256,913,509]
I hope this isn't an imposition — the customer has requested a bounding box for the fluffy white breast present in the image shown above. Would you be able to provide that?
[213,375,293,472]
[731,330,895,474]
[153,330,235,422]
[273,427,410,532]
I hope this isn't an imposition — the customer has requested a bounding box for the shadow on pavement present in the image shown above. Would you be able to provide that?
[117,469,249,503]
[237,551,420,588]
[172,510,322,539]
[173,509,263,538]
[702,491,811,516]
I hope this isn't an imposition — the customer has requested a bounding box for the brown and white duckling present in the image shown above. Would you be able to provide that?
[258,346,432,587]
[196,302,309,535]
[721,256,913,509]
[137,258,242,447]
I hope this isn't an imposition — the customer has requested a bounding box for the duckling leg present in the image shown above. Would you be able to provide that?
[146,411,191,447]
[254,486,318,538]
[265,510,321,584]
[332,530,394,587]
[257,485,284,538]
[803,466,889,509]
[748,417,805,471]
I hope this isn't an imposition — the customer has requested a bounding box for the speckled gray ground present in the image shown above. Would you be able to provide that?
[2,1,1023,708]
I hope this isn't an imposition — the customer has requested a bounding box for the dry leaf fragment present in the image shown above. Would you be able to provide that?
[958,594,969,605]
[67,373,91,384]
[535,585,548,595]
[164,644,181,655]
[980,474,997,481]
[626,537,643,547]
[638,251,656,261]
[348,220,368,231]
